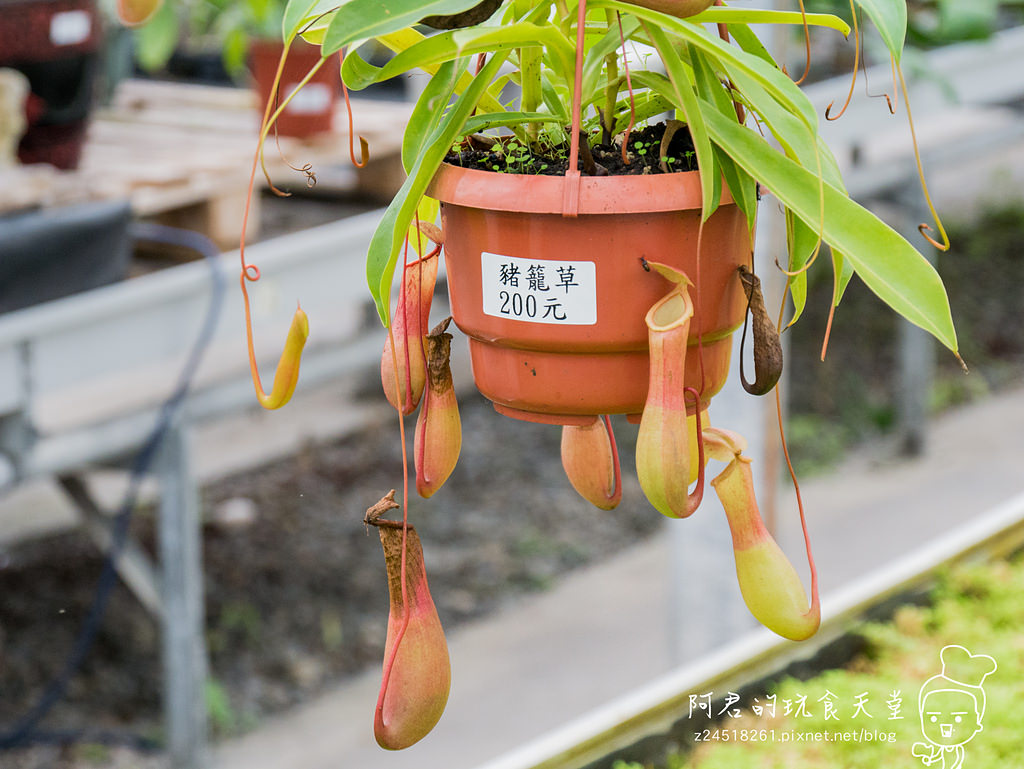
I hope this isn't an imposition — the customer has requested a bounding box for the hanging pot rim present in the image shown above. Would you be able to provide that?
[428,162,735,216]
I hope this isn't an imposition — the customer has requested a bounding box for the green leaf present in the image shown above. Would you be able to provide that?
[727,22,777,68]
[608,0,819,131]
[831,248,855,307]
[134,0,178,72]
[341,23,575,92]
[704,107,957,353]
[463,111,563,134]
[367,52,511,326]
[402,58,467,173]
[852,0,908,62]
[581,16,642,101]
[714,145,758,233]
[322,0,502,55]
[785,212,821,326]
[283,0,331,40]
[222,27,249,77]
[603,93,675,136]
[646,26,718,218]
[694,7,851,37]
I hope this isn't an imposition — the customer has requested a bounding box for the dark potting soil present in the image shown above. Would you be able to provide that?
[445,122,699,177]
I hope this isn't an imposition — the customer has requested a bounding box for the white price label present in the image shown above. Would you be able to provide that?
[50,10,91,46]
[283,83,331,114]
[481,252,597,325]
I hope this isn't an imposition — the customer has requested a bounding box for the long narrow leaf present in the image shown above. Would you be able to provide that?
[343,23,575,93]
[691,49,756,228]
[606,0,819,132]
[463,111,563,134]
[402,59,467,173]
[647,25,718,218]
[367,52,511,326]
[322,0,492,54]
[852,0,907,62]
[693,7,851,36]
[283,0,331,39]
[704,107,957,352]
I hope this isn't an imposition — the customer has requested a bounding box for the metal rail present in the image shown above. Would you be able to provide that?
[0,211,388,768]
[474,489,1024,769]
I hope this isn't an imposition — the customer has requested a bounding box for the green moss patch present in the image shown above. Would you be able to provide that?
[615,554,1024,768]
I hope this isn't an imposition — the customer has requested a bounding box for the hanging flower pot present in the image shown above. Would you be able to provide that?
[428,162,751,425]
[249,37,339,139]
[230,0,967,749]
[0,0,102,169]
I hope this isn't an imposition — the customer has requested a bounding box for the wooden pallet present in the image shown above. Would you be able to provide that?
[1,79,411,248]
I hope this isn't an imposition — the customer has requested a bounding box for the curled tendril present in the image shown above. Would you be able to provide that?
[793,0,812,86]
[774,239,822,278]
[715,0,745,123]
[820,298,837,361]
[895,65,950,252]
[685,386,706,512]
[239,36,316,411]
[774,382,820,629]
[825,0,860,121]
[339,47,370,168]
[859,32,896,114]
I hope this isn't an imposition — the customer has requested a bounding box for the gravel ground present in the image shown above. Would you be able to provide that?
[0,392,659,766]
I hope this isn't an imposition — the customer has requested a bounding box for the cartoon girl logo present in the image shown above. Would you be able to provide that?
[912,645,997,769]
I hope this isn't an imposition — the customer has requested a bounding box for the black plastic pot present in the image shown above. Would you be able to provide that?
[0,0,102,169]
[0,200,132,314]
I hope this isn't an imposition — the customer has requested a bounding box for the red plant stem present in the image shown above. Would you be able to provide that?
[693,216,706,397]
[685,387,705,510]
[825,0,860,121]
[376,326,413,726]
[616,11,636,166]
[792,0,812,85]
[239,38,293,395]
[567,0,588,175]
[774,383,819,617]
[714,0,744,124]
[602,414,622,501]
[340,47,368,168]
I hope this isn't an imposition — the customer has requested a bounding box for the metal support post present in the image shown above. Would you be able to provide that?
[896,191,938,456]
[57,474,163,617]
[157,421,209,769]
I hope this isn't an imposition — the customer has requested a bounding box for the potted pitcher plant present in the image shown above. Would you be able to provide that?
[115,0,961,751]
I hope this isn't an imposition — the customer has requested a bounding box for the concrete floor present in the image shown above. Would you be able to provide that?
[212,384,1024,769]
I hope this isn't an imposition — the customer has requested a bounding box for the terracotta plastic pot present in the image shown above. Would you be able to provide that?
[0,0,101,169]
[427,163,753,425]
[249,38,338,139]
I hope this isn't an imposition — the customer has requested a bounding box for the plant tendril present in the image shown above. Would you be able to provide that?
[825,0,860,121]
[792,0,812,86]
[686,386,705,512]
[775,381,820,626]
[859,36,895,114]
[896,65,950,251]
[340,47,369,168]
